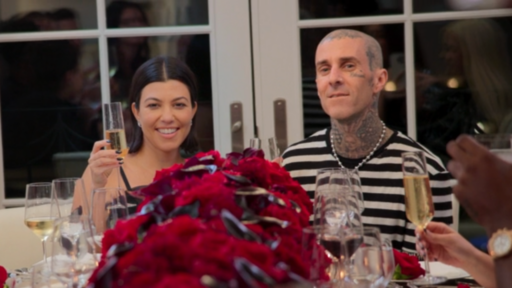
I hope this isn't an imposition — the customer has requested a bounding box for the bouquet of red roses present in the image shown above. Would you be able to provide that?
[87,149,328,288]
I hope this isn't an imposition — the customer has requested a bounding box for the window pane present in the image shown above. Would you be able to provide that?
[414,18,512,163]
[414,0,510,13]
[299,0,403,19]
[108,34,213,152]
[0,38,102,198]
[0,0,97,31]
[105,0,208,28]
[300,24,406,137]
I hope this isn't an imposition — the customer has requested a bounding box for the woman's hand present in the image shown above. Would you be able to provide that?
[88,140,121,189]
[415,222,477,269]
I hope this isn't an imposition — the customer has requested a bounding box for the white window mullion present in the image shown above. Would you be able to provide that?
[412,8,512,23]
[404,0,416,139]
[97,0,110,108]
[0,30,100,43]
[298,14,407,29]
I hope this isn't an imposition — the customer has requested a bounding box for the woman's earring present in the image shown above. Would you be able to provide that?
[190,120,193,126]
[137,121,141,127]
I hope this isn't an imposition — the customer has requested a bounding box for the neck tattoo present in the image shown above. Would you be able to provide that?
[330,120,386,171]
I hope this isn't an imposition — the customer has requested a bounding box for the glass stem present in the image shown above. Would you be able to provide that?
[42,239,47,262]
[423,246,431,277]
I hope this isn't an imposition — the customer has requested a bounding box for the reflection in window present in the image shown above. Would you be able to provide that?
[0,32,101,197]
[299,0,403,19]
[0,0,97,30]
[108,34,214,152]
[414,18,512,162]
[300,24,405,137]
[105,0,208,27]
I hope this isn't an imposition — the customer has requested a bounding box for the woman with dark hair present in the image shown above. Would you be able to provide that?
[79,56,199,203]
[106,1,150,103]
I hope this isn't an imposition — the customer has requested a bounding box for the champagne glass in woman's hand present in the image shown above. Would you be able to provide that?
[402,151,447,285]
[24,183,58,262]
[104,102,127,188]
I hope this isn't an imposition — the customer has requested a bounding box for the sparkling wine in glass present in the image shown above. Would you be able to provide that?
[402,151,447,285]
[104,102,128,158]
[24,182,57,263]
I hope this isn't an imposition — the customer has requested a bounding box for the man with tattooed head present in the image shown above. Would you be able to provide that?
[282,29,454,253]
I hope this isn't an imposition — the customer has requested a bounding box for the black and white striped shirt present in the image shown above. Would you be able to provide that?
[282,128,454,253]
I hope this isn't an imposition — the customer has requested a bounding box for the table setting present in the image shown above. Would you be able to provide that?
[0,149,484,288]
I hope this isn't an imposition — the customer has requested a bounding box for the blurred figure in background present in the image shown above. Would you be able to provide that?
[417,19,512,162]
[106,0,150,104]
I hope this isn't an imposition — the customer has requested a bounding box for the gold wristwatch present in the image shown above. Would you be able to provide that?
[488,228,512,259]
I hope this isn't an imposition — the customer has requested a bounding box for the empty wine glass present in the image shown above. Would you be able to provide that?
[313,168,336,226]
[381,239,396,287]
[90,187,129,248]
[52,178,88,218]
[249,138,262,149]
[402,151,446,285]
[51,215,98,288]
[346,169,365,214]
[345,227,384,288]
[328,168,364,231]
[268,137,280,160]
[474,134,512,162]
[31,261,57,288]
[24,183,58,263]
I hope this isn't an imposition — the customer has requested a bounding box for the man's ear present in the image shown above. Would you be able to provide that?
[373,68,388,94]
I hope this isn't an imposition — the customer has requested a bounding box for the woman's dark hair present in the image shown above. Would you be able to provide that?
[106,1,149,79]
[128,56,199,155]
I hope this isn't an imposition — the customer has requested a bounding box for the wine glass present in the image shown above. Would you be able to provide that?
[327,168,363,230]
[90,187,129,248]
[344,227,384,288]
[381,239,396,287]
[104,102,128,158]
[474,134,512,162]
[302,225,338,287]
[249,138,262,149]
[51,215,98,288]
[31,261,58,288]
[345,169,365,214]
[24,182,58,263]
[268,137,280,160]
[401,151,447,285]
[313,168,336,226]
[52,178,88,218]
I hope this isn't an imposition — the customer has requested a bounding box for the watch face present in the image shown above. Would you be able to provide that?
[493,234,512,256]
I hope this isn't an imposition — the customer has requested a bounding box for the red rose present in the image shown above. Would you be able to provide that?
[0,265,7,285]
[155,274,203,288]
[101,214,150,255]
[392,249,425,279]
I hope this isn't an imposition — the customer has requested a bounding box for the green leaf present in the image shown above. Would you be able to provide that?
[392,265,412,280]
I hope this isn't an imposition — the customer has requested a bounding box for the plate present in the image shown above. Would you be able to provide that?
[419,261,470,279]
[391,262,470,284]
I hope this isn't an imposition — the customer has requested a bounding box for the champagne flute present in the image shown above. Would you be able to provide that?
[24,182,57,263]
[401,151,447,285]
[104,102,128,158]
